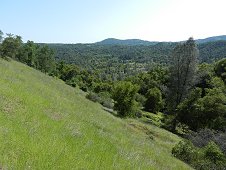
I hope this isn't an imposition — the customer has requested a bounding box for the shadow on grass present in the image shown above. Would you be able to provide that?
[102,107,119,117]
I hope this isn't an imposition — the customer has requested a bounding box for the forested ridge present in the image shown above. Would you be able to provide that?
[45,40,226,81]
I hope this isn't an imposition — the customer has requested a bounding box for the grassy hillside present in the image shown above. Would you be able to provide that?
[0,59,192,169]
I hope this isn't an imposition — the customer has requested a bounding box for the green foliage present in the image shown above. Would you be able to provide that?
[48,40,226,81]
[177,86,226,131]
[1,34,22,59]
[172,140,226,170]
[0,34,56,75]
[199,87,226,130]
[215,58,226,84]
[93,82,112,93]
[198,41,226,63]
[0,30,3,42]
[204,141,225,164]
[17,40,37,67]
[144,87,164,113]
[172,140,198,164]
[177,88,203,131]
[112,81,139,117]
[127,65,169,96]
[142,112,164,127]
[168,38,199,111]
[134,93,146,107]
[36,45,55,73]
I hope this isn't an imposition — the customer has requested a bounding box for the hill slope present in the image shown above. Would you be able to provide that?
[0,59,191,169]
[196,35,226,44]
[95,35,226,46]
[96,38,158,46]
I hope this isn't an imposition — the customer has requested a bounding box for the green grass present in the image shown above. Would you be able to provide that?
[0,59,192,169]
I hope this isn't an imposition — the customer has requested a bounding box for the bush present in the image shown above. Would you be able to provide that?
[79,85,88,92]
[186,129,226,156]
[172,139,226,170]
[172,140,198,164]
[65,79,77,87]
[134,93,146,108]
[144,87,163,113]
[214,58,226,84]
[204,141,225,165]
[112,81,139,117]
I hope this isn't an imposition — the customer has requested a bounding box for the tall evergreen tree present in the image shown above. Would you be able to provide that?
[167,38,199,131]
[168,38,199,110]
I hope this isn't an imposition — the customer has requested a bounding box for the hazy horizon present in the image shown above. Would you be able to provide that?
[1,0,226,43]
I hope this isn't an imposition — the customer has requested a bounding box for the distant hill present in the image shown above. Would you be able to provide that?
[196,35,226,44]
[96,36,226,46]
[96,38,158,46]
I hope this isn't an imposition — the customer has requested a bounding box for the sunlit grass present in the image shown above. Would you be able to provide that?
[0,59,192,169]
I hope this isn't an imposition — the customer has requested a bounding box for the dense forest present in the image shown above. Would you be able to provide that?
[46,40,226,81]
[1,30,226,169]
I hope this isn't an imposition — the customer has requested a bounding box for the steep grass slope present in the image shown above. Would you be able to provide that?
[0,59,191,169]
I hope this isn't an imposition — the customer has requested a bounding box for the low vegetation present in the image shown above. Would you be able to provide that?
[0,59,191,169]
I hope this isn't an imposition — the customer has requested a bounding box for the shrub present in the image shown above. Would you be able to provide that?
[144,87,163,113]
[112,81,139,117]
[134,93,146,108]
[172,139,226,170]
[65,79,77,87]
[186,129,226,156]
[204,141,225,164]
[172,140,198,164]
[214,58,226,84]
[79,84,88,92]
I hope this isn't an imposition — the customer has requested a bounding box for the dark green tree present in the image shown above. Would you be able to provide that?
[167,37,199,131]
[177,84,226,131]
[144,87,163,113]
[36,45,55,73]
[16,41,37,67]
[168,37,199,110]
[0,34,22,59]
[214,58,226,84]
[112,81,139,117]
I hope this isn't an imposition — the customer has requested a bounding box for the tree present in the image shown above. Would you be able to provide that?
[0,30,3,42]
[36,45,55,73]
[16,40,38,67]
[214,58,226,84]
[177,88,202,131]
[0,34,22,59]
[167,37,199,131]
[112,81,139,117]
[177,85,226,131]
[144,87,163,113]
[168,37,199,110]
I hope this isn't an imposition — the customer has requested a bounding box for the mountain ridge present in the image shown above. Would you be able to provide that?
[95,35,226,46]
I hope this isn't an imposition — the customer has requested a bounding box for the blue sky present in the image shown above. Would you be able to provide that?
[1,0,226,43]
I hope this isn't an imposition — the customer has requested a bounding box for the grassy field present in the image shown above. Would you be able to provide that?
[0,59,192,169]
